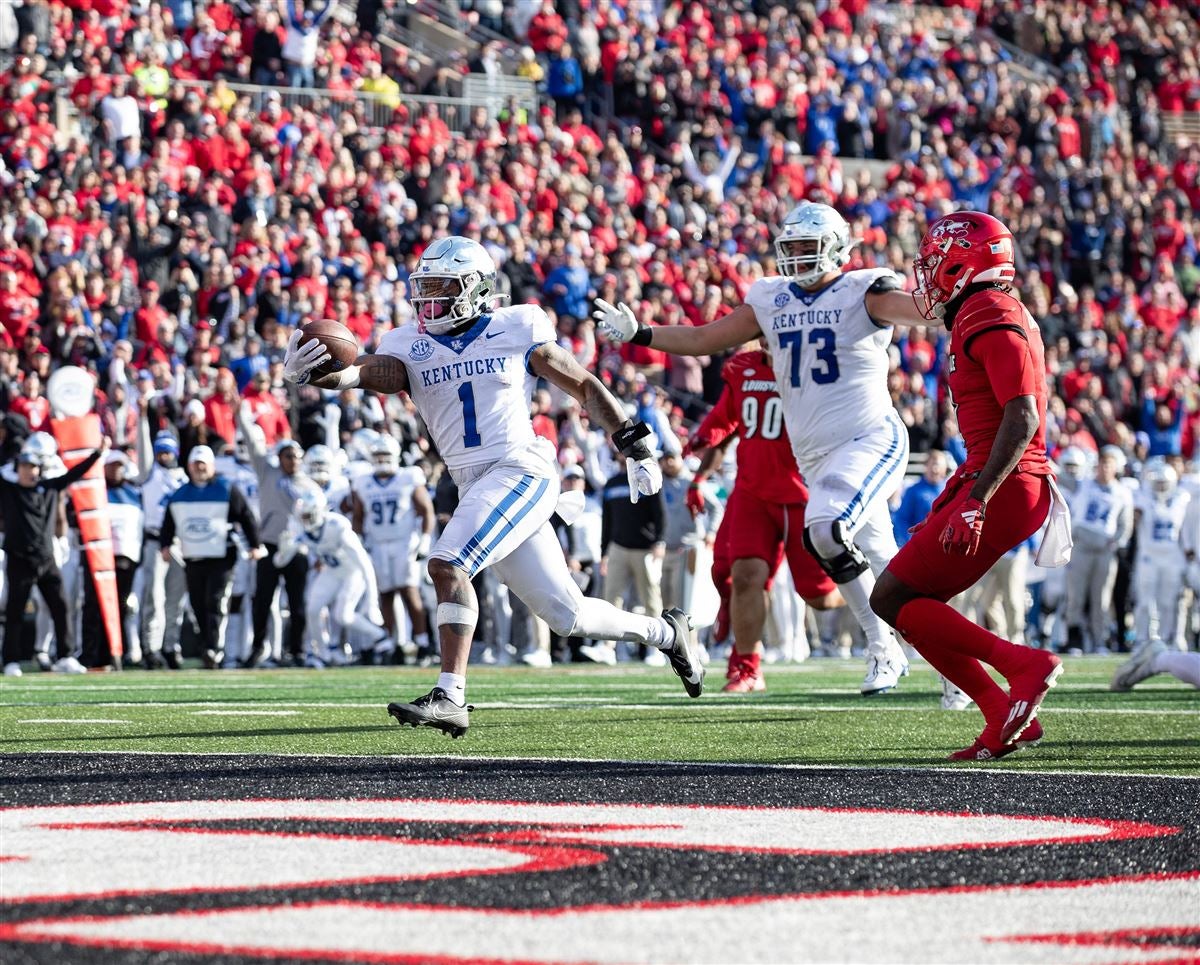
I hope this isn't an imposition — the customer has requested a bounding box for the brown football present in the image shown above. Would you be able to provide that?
[299,319,359,378]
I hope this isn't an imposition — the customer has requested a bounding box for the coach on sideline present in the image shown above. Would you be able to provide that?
[160,445,265,670]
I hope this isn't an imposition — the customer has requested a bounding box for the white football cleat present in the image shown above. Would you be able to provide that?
[521,649,553,668]
[3,662,23,677]
[940,676,974,710]
[861,654,907,695]
[579,643,617,666]
[52,656,87,674]
[643,647,668,667]
[1111,640,1167,692]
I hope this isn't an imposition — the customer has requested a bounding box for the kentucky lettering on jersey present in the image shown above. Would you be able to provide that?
[418,356,509,388]
[770,308,844,331]
[375,305,556,471]
[746,269,897,463]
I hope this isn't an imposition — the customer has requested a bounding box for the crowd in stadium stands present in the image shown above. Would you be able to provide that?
[0,0,1197,672]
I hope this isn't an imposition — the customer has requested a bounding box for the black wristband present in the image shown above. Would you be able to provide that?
[612,420,654,461]
[630,326,653,347]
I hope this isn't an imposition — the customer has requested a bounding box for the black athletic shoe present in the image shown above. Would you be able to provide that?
[387,688,473,739]
[143,651,166,671]
[34,652,53,673]
[163,650,183,671]
[662,608,704,698]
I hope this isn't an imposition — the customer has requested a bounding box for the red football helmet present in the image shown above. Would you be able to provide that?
[912,211,1016,319]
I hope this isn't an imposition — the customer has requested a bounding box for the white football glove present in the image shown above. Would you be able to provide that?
[416,532,432,559]
[592,298,640,343]
[626,454,662,504]
[282,330,330,385]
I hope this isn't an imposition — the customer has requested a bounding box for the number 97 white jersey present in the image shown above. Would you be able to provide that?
[353,468,424,544]
[747,269,898,463]
[375,306,556,472]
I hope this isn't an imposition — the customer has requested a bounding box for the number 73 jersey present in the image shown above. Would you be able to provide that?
[746,269,898,461]
[375,306,556,472]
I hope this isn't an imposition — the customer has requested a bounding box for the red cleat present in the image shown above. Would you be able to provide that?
[722,668,766,693]
[1001,652,1063,744]
[949,718,1044,762]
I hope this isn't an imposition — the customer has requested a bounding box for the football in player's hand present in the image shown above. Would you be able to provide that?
[299,319,359,378]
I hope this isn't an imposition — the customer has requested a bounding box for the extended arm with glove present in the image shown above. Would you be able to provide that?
[611,420,662,504]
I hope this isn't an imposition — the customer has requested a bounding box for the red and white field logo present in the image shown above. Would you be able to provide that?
[2,798,1197,963]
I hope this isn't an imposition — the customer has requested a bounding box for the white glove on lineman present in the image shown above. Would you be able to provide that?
[416,532,432,559]
[592,298,639,342]
[283,330,330,385]
[626,454,663,504]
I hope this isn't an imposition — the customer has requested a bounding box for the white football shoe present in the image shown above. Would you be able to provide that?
[579,643,617,666]
[521,649,553,668]
[52,656,87,674]
[3,662,23,677]
[861,653,907,695]
[940,676,974,711]
[1111,640,1167,692]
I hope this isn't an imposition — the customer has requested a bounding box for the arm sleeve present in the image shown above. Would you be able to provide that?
[229,485,261,548]
[52,449,103,490]
[601,490,612,556]
[649,492,665,542]
[160,500,176,547]
[969,327,1040,408]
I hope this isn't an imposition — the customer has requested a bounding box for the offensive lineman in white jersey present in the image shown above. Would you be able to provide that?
[275,485,391,667]
[351,434,436,662]
[283,236,705,737]
[596,201,933,694]
[1131,459,1191,650]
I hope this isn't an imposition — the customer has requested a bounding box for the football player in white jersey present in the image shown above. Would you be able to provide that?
[596,201,938,695]
[303,444,351,513]
[275,485,391,667]
[1132,459,1191,650]
[351,434,436,662]
[283,236,705,736]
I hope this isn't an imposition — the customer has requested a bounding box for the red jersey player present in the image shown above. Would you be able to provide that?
[687,346,843,692]
[869,212,1063,761]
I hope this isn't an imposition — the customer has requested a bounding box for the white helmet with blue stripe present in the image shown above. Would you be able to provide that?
[294,483,328,533]
[774,202,856,286]
[409,236,498,334]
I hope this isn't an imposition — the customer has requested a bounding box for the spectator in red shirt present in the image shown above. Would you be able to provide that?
[203,367,239,446]
[11,371,51,432]
[134,282,168,345]
[0,270,39,342]
[241,370,290,446]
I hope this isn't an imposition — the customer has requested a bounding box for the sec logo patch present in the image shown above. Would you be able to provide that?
[774,291,791,308]
[410,337,434,362]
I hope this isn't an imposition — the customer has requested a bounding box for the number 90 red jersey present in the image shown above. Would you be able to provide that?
[688,351,809,505]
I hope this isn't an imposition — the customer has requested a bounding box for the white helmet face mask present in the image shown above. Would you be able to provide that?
[303,444,334,486]
[774,202,856,287]
[1145,460,1177,501]
[369,436,400,474]
[409,236,499,335]
[295,487,328,533]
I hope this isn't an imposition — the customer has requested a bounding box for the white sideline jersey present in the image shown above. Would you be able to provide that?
[1135,490,1191,560]
[353,468,424,544]
[375,306,556,471]
[1071,478,1133,539]
[214,456,260,516]
[746,268,898,460]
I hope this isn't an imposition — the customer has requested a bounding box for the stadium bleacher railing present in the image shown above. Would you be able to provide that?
[57,73,538,142]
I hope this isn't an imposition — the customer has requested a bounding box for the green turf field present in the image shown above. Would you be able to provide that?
[2,656,1196,774]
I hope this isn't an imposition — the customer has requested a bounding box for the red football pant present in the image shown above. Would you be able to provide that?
[723,487,835,600]
[889,472,1051,739]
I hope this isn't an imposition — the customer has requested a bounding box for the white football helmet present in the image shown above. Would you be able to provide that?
[1058,446,1089,479]
[1099,444,1127,473]
[303,444,334,486]
[348,428,380,463]
[774,202,856,286]
[1144,458,1177,501]
[369,434,400,474]
[409,236,498,334]
[294,484,328,533]
[20,432,65,476]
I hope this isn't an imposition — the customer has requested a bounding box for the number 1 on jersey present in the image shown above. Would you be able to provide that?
[457,382,482,448]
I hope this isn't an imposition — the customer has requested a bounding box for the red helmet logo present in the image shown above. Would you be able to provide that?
[913,212,1016,320]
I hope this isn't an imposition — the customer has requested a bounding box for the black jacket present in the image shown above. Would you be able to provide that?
[0,449,102,565]
[601,471,664,554]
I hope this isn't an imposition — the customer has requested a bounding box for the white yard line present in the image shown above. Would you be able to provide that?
[16,718,132,725]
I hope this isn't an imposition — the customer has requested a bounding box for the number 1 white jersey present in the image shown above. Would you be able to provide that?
[746,268,898,461]
[375,306,556,472]
[353,468,424,544]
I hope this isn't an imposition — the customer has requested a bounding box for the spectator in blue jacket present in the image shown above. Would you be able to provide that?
[892,450,949,546]
[542,246,592,321]
[547,42,583,119]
